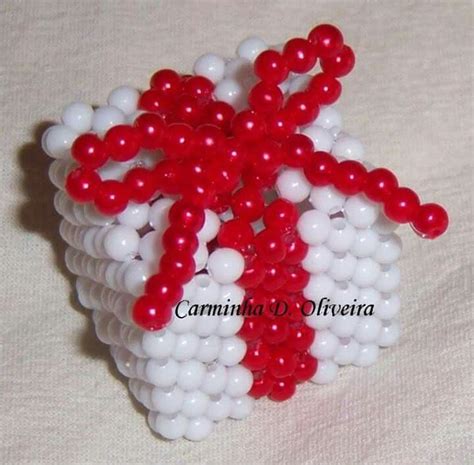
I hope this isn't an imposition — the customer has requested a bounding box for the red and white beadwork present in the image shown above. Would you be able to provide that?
[42,24,448,441]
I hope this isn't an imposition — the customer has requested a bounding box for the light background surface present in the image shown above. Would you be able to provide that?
[0,1,472,464]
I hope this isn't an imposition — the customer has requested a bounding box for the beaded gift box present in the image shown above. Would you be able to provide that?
[42,25,448,441]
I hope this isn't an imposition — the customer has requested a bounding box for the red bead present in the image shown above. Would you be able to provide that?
[132,295,172,331]
[173,95,205,127]
[283,265,310,293]
[283,234,308,265]
[71,133,108,168]
[263,199,298,232]
[123,167,157,203]
[208,161,241,194]
[282,134,314,168]
[242,341,271,371]
[304,151,338,186]
[238,316,265,341]
[217,218,254,253]
[248,139,284,176]
[308,73,342,105]
[411,203,449,239]
[285,92,320,125]
[269,376,296,401]
[262,319,289,345]
[231,110,266,141]
[168,200,205,232]
[254,229,287,264]
[159,251,195,284]
[94,180,129,215]
[283,37,317,73]
[138,89,174,115]
[384,187,421,223]
[221,137,247,168]
[182,177,215,208]
[162,225,199,254]
[268,347,297,378]
[248,82,284,113]
[231,186,265,222]
[320,45,356,77]
[294,352,317,382]
[144,273,183,305]
[149,69,182,98]
[287,324,315,352]
[364,168,399,202]
[308,24,344,58]
[194,124,226,158]
[261,263,287,292]
[182,75,214,102]
[241,169,277,190]
[265,109,297,141]
[65,167,101,203]
[287,296,305,322]
[209,193,231,214]
[205,101,235,132]
[333,160,367,195]
[162,123,195,159]
[254,50,289,84]
[249,371,274,398]
[134,113,166,149]
[237,255,266,289]
[153,160,182,195]
[104,125,141,162]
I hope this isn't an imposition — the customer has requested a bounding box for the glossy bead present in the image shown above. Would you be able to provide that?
[231,186,265,222]
[294,352,317,382]
[122,168,156,204]
[182,76,214,103]
[173,95,205,127]
[297,209,331,245]
[196,336,221,363]
[207,248,245,284]
[142,330,176,359]
[71,133,108,168]
[315,105,342,129]
[412,203,449,239]
[94,180,129,215]
[168,200,205,233]
[283,234,309,265]
[197,209,220,242]
[107,85,139,116]
[308,73,342,105]
[262,319,289,345]
[333,338,359,365]
[320,45,356,77]
[310,359,338,383]
[352,258,381,287]
[285,91,319,125]
[91,106,125,135]
[231,110,266,141]
[310,329,339,359]
[217,218,254,253]
[283,37,317,73]
[237,255,266,289]
[333,160,367,195]
[266,109,297,141]
[276,168,312,203]
[344,194,378,229]
[332,135,364,160]
[148,197,173,231]
[151,386,185,415]
[184,416,214,441]
[65,167,101,203]
[268,347,297,378]
[308,24,344,58]
[377,320,401,347]
[302,244,333,273]
[261,264,287,292]
[214,78,246,110]
[384,187,420,223]
[151,413,188,440]
[150,69,182,98]
[230,396,254,419]
[103,225,139,261]
[354,316,382,344]
[373,234,402,264]
[249,371,274,398]
[225,365,253,397]
[248,139,284,177]
[159,251,195,284]
[42,124,78,159]
[303,273,335,302]
[61,102,93,133]
[145,273,183,305]
[287,324,315,352]
[350,229,379,257]
[248,81,283,113]
[353,343,379,367]
[238,317,265,341]
[364,168,398,202]
[254,50,289,84]
[205,101,235,132]
[282,134,314,168]
[374,265,400,293]
[304,151,338,186]
[193,53,225,83]
[162,123,195,159]
[263,199,298,232]
[326,218,356,253]
[132,295,172,331]
[269,376,296,402]
[309,185,345,214]
[237,36,268,62]
[134,113,166,149]
[328,252,357,281]
[162,225,199,254]
[254,229,287,264]
[104,124,141,162]
[176,360,206,391]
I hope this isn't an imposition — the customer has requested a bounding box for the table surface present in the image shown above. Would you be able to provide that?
[0,1,472,464]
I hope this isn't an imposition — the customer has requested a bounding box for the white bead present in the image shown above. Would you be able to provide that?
[42,124,77,159]
[218,337,246,366]
[177,360,206,391]
[181,390,209,418]
[201,363,228,395]
[331,135,364,160]
[374,265,400,293]
[302,245,334,274]
[332,281,359,305]
[206,393,232,421]
[230,396,254,419]
[91,105,125,135]
[372,213,399,235]
[353,343,379,367]
[219,283,245,306]
[374,293,400,319]
[329,125,342,139]
[333,338,360,365]
[182,278,197,301]
[288,75,312,94]
[325,218,356,253]
[193,53,226,83]
[123,260,152,296]
[276,169,312,203]
[138,231,163,263]
[303,274,335,301]
[184,416,214,441]
[193,274,221,304]
[315,106,342,129]
[237,36,268,62]
[148,197,174,230]
[173,333,200,361]
[354,316,382,343]
[373,234,402,264]
[168,310,196,334]
[207,248,245,284]
[117,202,150,229]
[103,225,139,261]
[352,258,381,287]
[193,242,209,273]
[214,79,245,110]
[97,160,130,181]
[305,311,332,330]
[224,58,254,86]
[301,126,333,152]
[330,315,359,338]
[151,386,184,415]
[142,330,176,359]
[358,287,381,308]
[377,319,400,347]
[145,358,179,387]
[309,185,346,214]
[328,252,357,281]
[107,85,140,115]
[297,209,331,245]
[310,329,339,359]
[311,359,338,384]
[217,315,244,338]
[225,365,253,397]
[196,335,221,363]
[197,209,220,242]
[152,413,188,440]
[350,229,380,258]
[194,315,221,338]
[344,194,378,228]
[61,102,93,133]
